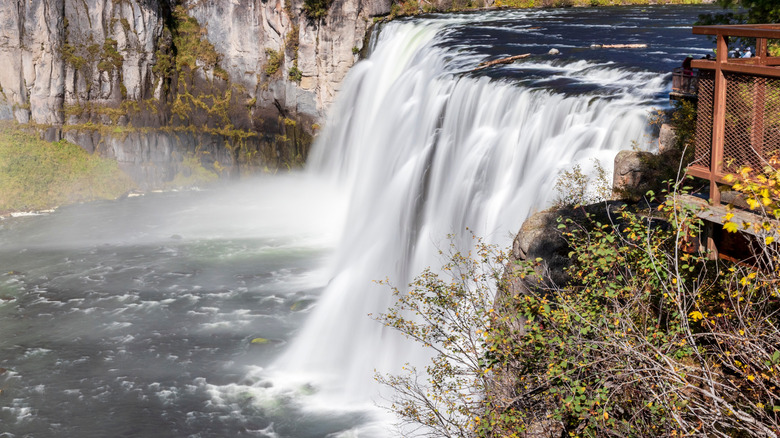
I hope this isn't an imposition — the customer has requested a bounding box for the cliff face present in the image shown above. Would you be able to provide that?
[0,0,389,187]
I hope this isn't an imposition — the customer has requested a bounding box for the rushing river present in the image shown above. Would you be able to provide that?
[1,5,717,437]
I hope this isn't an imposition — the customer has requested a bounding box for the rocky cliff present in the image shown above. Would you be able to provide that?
[0,0,390,188]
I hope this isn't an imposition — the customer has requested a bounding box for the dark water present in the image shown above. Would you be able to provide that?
[406,5,718,95]
[1,5,720,438]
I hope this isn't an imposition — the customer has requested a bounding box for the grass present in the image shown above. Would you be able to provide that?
[0,121,136,214]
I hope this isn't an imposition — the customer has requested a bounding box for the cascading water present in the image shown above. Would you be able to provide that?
[274,9,683,406]
[0,6,720,438]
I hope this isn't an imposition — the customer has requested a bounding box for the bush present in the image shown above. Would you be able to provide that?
[553,159,611,207]
[378,176,780,436]
[374,236,511,437]
[303,0,331,20]
[288,66,302,82]
[264,49,282,76]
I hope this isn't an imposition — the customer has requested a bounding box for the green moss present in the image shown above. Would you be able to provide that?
[0,121,135,213]
[62,43,87,71]
[303,0,332,19]
[171,6,222,72]
[166,151,219,188]
[288,66,302,82]
[213,66,229,81]
[264,49,282,76]
[97,38,124,74]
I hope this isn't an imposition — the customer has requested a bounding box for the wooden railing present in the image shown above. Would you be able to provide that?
[687,24,780,205]
[672,67,699,96]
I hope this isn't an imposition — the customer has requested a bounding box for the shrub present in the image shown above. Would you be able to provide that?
[303,0,331,20]
[553,159,611,207]
[264,49,282,76]
[288,65,302,82]
[378,175,780,436]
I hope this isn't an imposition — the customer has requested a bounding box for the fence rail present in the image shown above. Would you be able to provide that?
[672,67,699,95]
[686,24,780,205]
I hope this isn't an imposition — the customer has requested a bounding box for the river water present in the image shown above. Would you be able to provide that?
[1,5,717,437]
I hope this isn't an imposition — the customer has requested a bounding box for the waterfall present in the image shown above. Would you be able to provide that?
[273,17,666,405]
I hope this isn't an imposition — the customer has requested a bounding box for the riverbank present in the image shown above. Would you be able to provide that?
[384,0,714,19]
[0,121,137,216]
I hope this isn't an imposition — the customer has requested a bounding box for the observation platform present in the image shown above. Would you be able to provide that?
[681,24,780,259]
[687,24,780,206]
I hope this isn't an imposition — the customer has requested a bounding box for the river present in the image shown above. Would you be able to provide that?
[0,5,717,437]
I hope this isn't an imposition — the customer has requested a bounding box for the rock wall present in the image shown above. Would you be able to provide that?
[0,0,390,187]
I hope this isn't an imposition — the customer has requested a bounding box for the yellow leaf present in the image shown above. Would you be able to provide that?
[689,311,704,322]
[723,222,739,233]
[747,198,760,210]
[723,213,734,221]
[748,374,755,381]
[603,412,609,420]
[767,236,776,245]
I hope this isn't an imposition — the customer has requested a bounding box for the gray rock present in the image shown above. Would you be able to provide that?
[548,48,560,55]
[612,149,652,199]
[658,123,677,153]
[509,209,572,295]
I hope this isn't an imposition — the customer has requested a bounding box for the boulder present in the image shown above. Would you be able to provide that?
[612,149,652,199]
[658,123,677,153]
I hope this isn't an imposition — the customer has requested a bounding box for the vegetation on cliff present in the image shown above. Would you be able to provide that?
[0,121,135,214]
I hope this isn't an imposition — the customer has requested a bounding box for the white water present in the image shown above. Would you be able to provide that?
[272,17,666,410]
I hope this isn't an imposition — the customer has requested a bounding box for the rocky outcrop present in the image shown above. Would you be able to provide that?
[611,149,653,199]
[0,0,389,187]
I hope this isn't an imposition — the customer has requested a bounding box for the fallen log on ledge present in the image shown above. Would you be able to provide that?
[590,43,647,49]
[472,53,530,72]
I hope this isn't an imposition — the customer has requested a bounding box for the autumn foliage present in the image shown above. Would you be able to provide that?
[377,171,780,437]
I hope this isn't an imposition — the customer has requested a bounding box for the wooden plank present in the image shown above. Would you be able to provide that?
[694,25,780,39]
[687,166,731,184]
[710,34,728,206]
[687,165,712,180]
[677,194,780,238]
[691,59,715,70]
[721,63,780,79]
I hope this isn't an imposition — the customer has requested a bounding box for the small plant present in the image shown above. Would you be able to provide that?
[553,159,611,207]
[303,0,331,19]
[264,49,282,76]
[288,65,302,82]
[352,46,360,55]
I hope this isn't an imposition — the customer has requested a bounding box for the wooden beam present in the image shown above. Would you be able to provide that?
[694,25,780,39]
[721,63,780,78]
[687,166,732,185]
[677,194,780,238]
[693,59,780,70]
[710,34,729,206]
